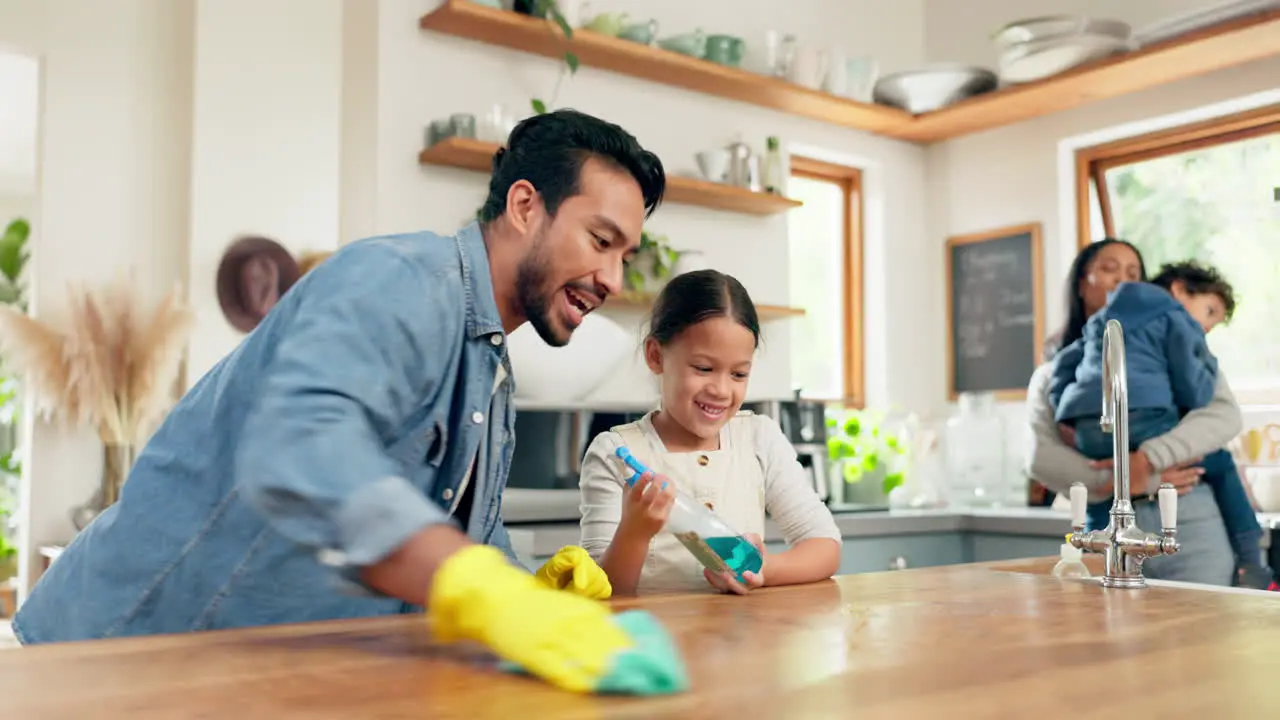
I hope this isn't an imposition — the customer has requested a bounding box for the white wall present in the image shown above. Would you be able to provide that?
[0,51,38,200]
[185,0,345,382]
[372,0,937,412]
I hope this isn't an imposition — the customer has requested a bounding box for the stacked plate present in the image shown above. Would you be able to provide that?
[1134,0,1280,47]
[992,16,1133,85]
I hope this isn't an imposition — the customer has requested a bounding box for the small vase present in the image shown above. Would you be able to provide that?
[71,443,135,531]
[829,460,890,508]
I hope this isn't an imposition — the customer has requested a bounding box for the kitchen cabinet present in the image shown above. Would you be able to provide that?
[767,533,967,575]
[965,533,1064,564]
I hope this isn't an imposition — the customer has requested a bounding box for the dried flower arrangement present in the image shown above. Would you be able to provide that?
[0,277,194,526]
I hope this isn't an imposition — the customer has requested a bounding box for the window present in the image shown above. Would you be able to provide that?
[786,157,864,405]
[1076,105,1280,401]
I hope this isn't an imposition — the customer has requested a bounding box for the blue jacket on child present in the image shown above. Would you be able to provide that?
[1050,282,1218,423]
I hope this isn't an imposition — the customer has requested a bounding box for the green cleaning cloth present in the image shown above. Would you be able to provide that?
[499,609,690,695]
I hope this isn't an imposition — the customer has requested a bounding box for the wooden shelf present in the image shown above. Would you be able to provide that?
[421,1,1280,144]
[419,0,914,139]
[418,137,802,216]
[892,8,1280,142]
[609,291,805,321]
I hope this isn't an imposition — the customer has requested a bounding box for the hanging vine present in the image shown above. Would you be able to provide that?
[529,0,580,114]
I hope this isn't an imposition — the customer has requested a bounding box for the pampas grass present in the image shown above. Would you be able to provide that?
[0,277,194,446]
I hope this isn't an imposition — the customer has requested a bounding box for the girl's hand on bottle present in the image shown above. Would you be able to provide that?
[704,533,766,595]
[619,471,675,540]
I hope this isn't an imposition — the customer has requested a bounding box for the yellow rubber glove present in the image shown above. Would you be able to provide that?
[428,544,635,693]
[534,545,613,599]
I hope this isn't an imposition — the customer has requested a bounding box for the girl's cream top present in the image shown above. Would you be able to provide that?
[578,410,841,594]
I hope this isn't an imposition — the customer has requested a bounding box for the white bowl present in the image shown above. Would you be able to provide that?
[695,150,730,183]
[872,64,998,114]
[506,312,636,402]
[998,33,1130,84]
[992,15,1131,53]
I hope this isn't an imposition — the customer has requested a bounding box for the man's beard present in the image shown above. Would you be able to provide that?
[515,231,569,347]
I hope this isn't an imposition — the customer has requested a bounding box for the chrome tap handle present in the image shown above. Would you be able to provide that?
[1069,482,1088,531]
[1158,483,1177,533]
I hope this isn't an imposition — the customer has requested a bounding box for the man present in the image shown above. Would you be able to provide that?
[15,109,668,692]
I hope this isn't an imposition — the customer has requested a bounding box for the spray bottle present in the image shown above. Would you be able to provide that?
[615,446,764,584]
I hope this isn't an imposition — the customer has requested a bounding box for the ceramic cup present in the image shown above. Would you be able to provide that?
[705,35,745,66]
[449,113,476,139]
[695,149,731,183]
[425,118,453,147]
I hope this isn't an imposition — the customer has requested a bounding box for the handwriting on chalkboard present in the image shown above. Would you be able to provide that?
[946,224,1044,399]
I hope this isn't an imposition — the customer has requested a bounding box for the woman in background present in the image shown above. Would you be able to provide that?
[1024,238,1242,586]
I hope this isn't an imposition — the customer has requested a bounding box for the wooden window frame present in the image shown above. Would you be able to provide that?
[788,156,865,408]
[1073,103,1280,403]
[1074,103,1280,249]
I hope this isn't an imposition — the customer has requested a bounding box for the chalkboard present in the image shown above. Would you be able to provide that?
[945,223,1044,400]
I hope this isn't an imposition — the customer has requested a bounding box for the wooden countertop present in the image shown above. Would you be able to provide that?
[5,556,1278,719]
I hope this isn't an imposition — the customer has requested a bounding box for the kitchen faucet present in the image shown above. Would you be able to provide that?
[1067,319,1180,588]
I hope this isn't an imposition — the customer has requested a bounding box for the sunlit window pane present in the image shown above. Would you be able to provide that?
[1105,130,1280,392]
[1088,180,1107,242]
[787,175,845,400]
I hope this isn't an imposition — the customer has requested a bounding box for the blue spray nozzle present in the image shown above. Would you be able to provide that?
[615,446,650,487]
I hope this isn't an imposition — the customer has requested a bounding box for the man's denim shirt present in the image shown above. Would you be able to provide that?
[14,223,520,643]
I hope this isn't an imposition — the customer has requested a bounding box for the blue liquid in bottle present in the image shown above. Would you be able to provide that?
[615,446,764,584]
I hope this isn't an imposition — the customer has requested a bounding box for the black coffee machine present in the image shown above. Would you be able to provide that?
[747,390,829,502]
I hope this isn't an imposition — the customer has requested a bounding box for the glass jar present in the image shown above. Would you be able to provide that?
[943,391,1005,507]
[886,413,947,510]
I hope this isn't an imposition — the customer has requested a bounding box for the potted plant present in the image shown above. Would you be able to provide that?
[825,406,908,507]
[0,217,28,578]
[0,492,15,581]
[624,230,683,292]
[0,272,195,529]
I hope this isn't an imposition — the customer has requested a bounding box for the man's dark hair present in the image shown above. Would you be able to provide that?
[1151,260,1237,322]
[478,109,665,224]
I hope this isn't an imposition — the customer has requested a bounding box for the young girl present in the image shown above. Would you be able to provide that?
[578,269,842,596]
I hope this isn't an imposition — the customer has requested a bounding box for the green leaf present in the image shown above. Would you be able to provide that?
[826,438,855,461]
[843,416,861,438]
[564,52,580,74]
[531,98,547,114]
[2,218,30,245]
[0,217,30,286]
[861,453,879,472]
[625,267,645,291]
[883,472,905,495]
[842,461,864,483]
[550,10,574,40]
